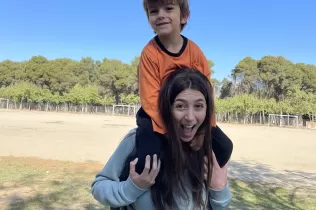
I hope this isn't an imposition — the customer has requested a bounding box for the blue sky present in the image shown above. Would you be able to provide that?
[1,0,315,81]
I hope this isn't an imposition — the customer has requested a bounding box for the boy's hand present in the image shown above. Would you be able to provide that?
[129,154,161,189]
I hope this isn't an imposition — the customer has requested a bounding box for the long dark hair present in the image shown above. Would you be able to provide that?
[151,68,214,209]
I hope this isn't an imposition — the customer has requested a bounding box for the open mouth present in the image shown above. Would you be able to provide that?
[181,124,196,133]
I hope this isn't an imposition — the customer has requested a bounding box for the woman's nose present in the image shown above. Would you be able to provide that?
[185,109,195,121]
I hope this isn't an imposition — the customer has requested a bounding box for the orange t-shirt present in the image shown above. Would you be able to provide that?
[138,35,216,134]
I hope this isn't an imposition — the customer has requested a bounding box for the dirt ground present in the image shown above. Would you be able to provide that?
[1,110,316,187]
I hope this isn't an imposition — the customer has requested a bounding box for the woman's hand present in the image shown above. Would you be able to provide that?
[204,151,228,190]
[129,154,161,189]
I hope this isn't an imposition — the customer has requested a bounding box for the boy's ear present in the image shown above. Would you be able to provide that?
[181,13,189,24]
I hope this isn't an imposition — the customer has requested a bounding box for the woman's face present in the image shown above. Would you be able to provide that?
[171,88,207,142]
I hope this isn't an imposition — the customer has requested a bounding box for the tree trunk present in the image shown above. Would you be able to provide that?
[20,98,23,109]
[263,110,265,124]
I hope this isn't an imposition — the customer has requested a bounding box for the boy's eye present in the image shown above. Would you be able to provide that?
[166,6,174,10]
[149,9,158,14]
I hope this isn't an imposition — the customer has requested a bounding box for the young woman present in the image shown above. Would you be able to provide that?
[91,69,231,210]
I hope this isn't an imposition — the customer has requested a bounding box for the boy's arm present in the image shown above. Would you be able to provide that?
[198,50,216,127]
[138,52,166,134]
[194,46,211,80]
[200,53,211,81]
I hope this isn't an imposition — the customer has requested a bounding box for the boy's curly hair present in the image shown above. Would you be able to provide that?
[143,0,190,31]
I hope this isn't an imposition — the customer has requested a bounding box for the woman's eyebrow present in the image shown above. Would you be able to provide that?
[175,98,205,102]
[195,99,205,102]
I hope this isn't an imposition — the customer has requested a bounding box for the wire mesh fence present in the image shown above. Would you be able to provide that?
[216,112,305,128]
[0,99,140,117]
[1,98,312,129]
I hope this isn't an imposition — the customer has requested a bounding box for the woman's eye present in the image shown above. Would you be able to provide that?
[195,104,204,109]
[175,104,185,109]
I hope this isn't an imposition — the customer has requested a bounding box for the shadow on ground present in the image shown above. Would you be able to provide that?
[229,159,316,187]
[228,160,316,210]
[0,156,315,210]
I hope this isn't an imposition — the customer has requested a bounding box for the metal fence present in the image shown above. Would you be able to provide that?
[216,112,305,128]
[0,99,140,117]
[1,98,310,128]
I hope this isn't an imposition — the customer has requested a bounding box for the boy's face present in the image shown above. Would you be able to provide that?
[146,2,188,37]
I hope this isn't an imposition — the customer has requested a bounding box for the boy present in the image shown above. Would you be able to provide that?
[135,0,233,174]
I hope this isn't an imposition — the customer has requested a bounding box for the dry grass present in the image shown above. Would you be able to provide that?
[229,180,316,209]
[0,156,108,210]
[1,156,315,210]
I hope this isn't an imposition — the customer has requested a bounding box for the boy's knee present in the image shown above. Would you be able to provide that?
[212,125,233,167]
[136,107,152,127]
[136,130,162,156]
[135,130,163,173]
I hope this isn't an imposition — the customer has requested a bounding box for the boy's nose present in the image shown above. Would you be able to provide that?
[157,9,166,18]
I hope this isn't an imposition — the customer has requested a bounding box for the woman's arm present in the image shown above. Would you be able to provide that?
[91,129,148,207]
[208,183,232,209]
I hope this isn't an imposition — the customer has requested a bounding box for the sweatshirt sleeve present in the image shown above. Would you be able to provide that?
[138,51,166,134]
[208,183,232,209]
[91,130,148,207]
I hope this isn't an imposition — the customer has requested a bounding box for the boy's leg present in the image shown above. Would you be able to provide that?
[212,125,233,167]
[135,109,233,170]
[135,107,162,174]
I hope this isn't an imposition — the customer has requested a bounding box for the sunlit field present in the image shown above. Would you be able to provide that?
[1,110,315,210]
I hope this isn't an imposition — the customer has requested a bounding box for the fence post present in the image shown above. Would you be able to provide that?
[134,106,136,117]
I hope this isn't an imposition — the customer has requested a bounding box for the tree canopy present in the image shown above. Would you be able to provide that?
[0,55,315,120]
